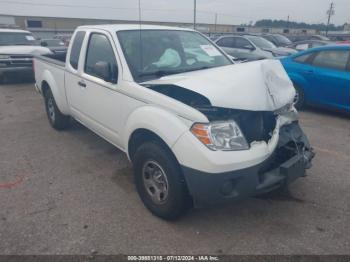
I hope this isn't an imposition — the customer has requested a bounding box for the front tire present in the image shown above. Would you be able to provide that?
[44,88,70,130]
[133,141,191,220]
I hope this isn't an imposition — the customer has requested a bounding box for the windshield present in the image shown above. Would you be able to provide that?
[117,30,232,82]
[274,35,292,45]
[0,32,37,46]
[246,35,276,49]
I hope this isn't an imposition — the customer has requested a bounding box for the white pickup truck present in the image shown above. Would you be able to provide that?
[34,24,314,219]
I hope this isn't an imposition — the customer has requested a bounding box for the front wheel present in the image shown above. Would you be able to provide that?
[133,141,191,220]
[44,88,70,130]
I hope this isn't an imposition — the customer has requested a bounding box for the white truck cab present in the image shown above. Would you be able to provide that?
[34,24,314,219]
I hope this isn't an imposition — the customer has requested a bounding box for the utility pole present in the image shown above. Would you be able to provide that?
[214,13,218,33]
[287,15,290,29]
[326,2,335,36]
[193,0,197,30]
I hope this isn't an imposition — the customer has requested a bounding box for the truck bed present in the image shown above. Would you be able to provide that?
[35,52,66,67]
[34,52,69,114]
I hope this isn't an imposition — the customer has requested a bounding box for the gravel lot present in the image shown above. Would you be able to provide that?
[0,81,349,255]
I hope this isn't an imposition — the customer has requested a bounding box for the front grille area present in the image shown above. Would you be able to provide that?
[235,111,277,144]
[196,106,278,144]
[9,55,33,66]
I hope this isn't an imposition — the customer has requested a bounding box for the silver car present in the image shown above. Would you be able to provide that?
[215,35,297,59]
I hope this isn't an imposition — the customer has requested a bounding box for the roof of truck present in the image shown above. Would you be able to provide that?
[0,28,31,34]
[77,24,195,32]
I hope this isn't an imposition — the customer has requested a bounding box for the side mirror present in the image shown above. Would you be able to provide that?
[41,41,48,47]
[93,61,117,83]
[244,45,255,51]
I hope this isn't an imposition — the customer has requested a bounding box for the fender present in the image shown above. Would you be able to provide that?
[41,69,70,115]
[123,105,200,160]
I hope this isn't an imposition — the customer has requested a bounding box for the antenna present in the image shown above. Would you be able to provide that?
[138,0,143,74]
[138,0,142,23]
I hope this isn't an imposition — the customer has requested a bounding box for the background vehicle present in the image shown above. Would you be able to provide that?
[215,35,296,59]
[34,24,314,219]
[53,34,72,47]
[287,40,333,51]
[40,39,67,55]
[288,34,330,42]
[337,40,350,44]
[222,49,266,62]
[281,45,350,112]
[261,33,292,47]
[0,29,51,83]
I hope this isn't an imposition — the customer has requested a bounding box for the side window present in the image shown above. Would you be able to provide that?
[264,35,274,43]
[84,33,118,83]
[235,38,253,49]
[217,37,234,48]
[294,53,313,63]
[69,31,86,70]
[312,50,350,71]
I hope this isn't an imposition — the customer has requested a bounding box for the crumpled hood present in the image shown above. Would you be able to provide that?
[0,45,52,55]
[143,59,295,112]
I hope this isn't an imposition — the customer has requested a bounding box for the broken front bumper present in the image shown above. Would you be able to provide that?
[181,122,315,208]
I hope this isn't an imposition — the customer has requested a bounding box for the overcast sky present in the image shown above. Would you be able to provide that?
[0,0,349,26]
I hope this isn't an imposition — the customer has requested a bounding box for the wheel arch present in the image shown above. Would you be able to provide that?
[40,70,70,115]
[124,106,192,163]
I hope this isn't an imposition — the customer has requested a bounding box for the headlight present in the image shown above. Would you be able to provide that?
[0,55,10,59]
[191,120,249,151]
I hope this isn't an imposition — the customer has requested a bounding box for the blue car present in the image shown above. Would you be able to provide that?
[280,45,350,112]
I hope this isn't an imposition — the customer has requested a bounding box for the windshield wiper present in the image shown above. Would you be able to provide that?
[139,66,214,78]
[186,66,213,72]
[138,69,186,78]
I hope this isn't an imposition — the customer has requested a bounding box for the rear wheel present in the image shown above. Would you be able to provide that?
[44,88,70,130]
[293,84,305,110]
[133,141,191,220]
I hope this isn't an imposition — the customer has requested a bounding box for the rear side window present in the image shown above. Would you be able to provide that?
[234,38,253,49]
[217,37,234,48]
[312,50,350,71]
[69,31,86,70]
[84,33,118,82]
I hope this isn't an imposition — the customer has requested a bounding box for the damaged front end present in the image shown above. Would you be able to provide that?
[142,60,315,206]
[182,104,315,207]
[182,120,315,207]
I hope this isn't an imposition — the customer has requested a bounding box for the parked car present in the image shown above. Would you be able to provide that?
[337,40,350,44]
[288,34,330,42]
[0,29,51,83]
[40,39,67,54]
[34,24,314,219]
[287,40,333,51]
[53,34,72,47]
[221,49,266,62]
[261,33,292,47]
[281,45,350,112]
[215,35,296,59]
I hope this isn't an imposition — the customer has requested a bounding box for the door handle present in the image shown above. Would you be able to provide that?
[78,80,87,88]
